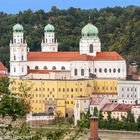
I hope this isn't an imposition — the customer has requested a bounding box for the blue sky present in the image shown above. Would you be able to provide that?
[0,0,139,14]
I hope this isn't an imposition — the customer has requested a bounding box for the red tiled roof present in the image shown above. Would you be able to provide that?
[101,103,133,112]
[27,51,124,61]
[90,97,105,105]
[28,69,70,74]
[0,61,7,71]
[0,73,8,78]
[113,104,133,112]
[101,103,118,112]
[94,52,124,61]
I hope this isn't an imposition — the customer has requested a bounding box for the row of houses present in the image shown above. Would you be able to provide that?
[74,96,140,125]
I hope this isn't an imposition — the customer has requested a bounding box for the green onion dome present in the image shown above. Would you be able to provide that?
[13,23,23,32]
[82,23,98,38]
[44,24,55,32]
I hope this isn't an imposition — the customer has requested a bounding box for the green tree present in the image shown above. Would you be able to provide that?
[0,78,30,138]
[93,106,98,117]
[127,111,135,123]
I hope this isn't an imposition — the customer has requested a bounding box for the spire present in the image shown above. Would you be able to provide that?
[89,15,91,23]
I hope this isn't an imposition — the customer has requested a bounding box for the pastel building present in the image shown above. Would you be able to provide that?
[91,79,118,103]
[101,104,133,120]
[118,80,140,104]
[10,78,118,117]
[90,97,109,115]
[9,22,126,80]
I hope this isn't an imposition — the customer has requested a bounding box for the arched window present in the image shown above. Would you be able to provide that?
[113,68,116,73]
[81,69,84,76]
[52,66,56,70]
[89,68,91,73]
[118,68,120,73]
[27,66,30,70]
[14,67,16,72]
[35,66,39,70]
[74,69,78,76]
[46,38,47,43]
[44,66,48,70]
[99,68,102,73]
[109,69,111,73]
[21,55,24,60]
[61,66,65,70]
[89,44,93,53]
[14,55,16,60]
[104,68,107,73]
[95,68,97,73]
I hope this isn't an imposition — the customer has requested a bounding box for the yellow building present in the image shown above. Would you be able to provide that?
[10,78,118,117]
[91,79,118,103]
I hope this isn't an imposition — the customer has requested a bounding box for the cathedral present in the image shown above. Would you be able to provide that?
[10,22,126,80]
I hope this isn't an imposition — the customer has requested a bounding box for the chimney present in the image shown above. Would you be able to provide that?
[89,116,101,140]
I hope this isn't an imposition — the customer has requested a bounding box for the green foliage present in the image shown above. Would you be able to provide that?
[0,78,30,138]
[126,110,135,123]
[0,6,140,69]
[93,106,98,117]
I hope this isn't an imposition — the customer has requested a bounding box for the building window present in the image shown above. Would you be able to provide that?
[52,88,54,92]
[89,68,91,73]
[44,66,48,70]
[109,69,111,73]
[27,66,30,70]
[21,55,24,60]
[113,68,116,73]
[61,66,65,70]
[127,88,129,91]
[22,67,24,72]
[104,68,107,73]
[14,67,16,72]
[52,66,56,70]
[99,68,102,73]
[95,68,97,73]
[89,44,93,53]
[118,68,120,73]
[81,69,84,76]
[35,66,39,70]
[14,55,16,60]
[71,88,73,92]
[74,69,78,76]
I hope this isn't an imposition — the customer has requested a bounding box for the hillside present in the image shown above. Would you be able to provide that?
[0,6,140,69]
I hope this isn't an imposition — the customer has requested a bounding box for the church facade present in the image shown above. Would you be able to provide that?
[10,22,126,80]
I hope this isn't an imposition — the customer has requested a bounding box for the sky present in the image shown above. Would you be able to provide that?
[0,0,140,14]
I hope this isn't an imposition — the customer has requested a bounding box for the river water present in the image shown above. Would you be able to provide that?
[79,132,140,140]
[100,134,140,140]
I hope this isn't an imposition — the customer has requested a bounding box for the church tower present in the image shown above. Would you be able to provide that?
[41,24,58,52]
[80,22,101,56]
[10,23,28,78]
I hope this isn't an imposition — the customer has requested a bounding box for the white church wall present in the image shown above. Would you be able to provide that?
[70,61,92,79]
[27,61,70,71]
[93,60,126,79]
